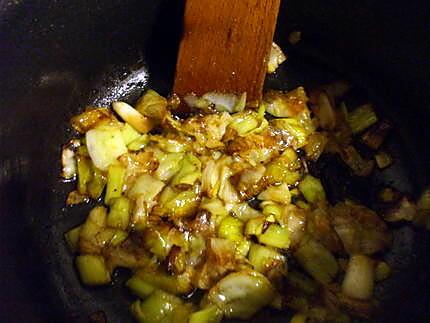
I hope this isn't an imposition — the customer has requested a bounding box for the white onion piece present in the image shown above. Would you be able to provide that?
[112,101,153,133]
[267,42,286,74]
[342,255,374,300]
[86,127,127,171]
[202,92,246,113]
[61,139,81,179]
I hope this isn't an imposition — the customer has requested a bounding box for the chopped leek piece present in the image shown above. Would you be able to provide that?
[126,275,155,299]
[286,270,318,295]
[189,305,222,323]
[267,42,286,74]
[229,111,264,136]
[290,313,307,323]
[248,243,285,273]
[121,123,141,145]
[131,290,192,323]
[271,118,309,149]
[107,197,130,229]
[104,164,126,204]
[64,225,81,252]
[143,227,172,259]
[71,107,114,133]
[245,217,266,236]
[109,229,128,246]
[261,202,283,219]
[235,238,251,256]
[218,216,244,242]
[201,92,246,113]
[258,224,290,249]
[135,89,168,121]
[346,104,378,134]
[207,270,275,319]
[374,151,393,169]
[112,101,154,133]
[294,238,338,284]
[230,202,262,221]
[258,183,291,204]
[342,255,374,300]
[298,175,326,204]
[79,206,107,254]
[76,255,111,286]
[76,155,92,194]
[200,198,228,219]
[128,174,165,202]
[128,134,150,151]
[87,165,106,199]
[162,189,200,218]
[136,269,192,295]
[375,261,391,281]
[171,153,201,187]
[86,126,128,171]
[264,87,308,118]
[155,152,184,181]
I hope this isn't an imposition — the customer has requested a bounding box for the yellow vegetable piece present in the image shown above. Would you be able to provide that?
[75,255,111,286]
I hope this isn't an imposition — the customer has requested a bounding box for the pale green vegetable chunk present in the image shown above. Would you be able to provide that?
[258,224,290,249]
[107,197,130,229]
[342,254,374,300]
[207,270,276,319]
[126,275,155,299]
[298,174,326,204]
[121,123,141,145]
[128,174,165,201]
[131,290,192,323]
[76,254,111,285]
[218,216,244,242]
[258,183,291,204]
[64,225,81,252]
[294,237,338,284]
[248,243,285,273]
[128,134,150,151]
[189,305,223,323]
[155,152,184,181]
[104,164,126,204]
[86,126,127,171]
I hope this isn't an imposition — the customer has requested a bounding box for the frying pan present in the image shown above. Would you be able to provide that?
[0,0,429,322]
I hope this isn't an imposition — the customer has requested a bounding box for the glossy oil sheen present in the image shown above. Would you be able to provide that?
[0,0,429,322]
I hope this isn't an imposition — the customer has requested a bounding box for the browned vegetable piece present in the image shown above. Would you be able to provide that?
[332,202,392,255]
[315,92,336,130]
[304,132,328,161]
[378,187,401,203]
[374,151,393,169]
[194,238,242,289]
[339,145,374,177]
[264,87,309,118]
[383,196,417,222]
[71,107,115,133]
[307,208,343,253]
[361,120,392,150]
[66,190,89,205]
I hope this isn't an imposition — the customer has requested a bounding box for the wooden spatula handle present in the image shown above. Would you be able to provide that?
[174,0,281,102]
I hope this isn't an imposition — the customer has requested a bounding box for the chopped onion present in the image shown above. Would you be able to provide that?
[267,42,286,74]
[342,255,374,300]
[384,196,417,222]
[112,101,154,133]
[86,126,128,171]
[61,146,77,180]
[202,92,246,113]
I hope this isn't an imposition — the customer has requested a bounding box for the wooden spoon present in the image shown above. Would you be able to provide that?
[174,0,281,103]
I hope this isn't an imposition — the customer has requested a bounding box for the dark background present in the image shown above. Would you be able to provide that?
[0,0,429,322]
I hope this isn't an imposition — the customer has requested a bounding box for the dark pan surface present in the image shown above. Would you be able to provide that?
[0,0,429,322]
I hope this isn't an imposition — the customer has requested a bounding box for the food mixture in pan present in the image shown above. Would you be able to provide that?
[61,47,430,323]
